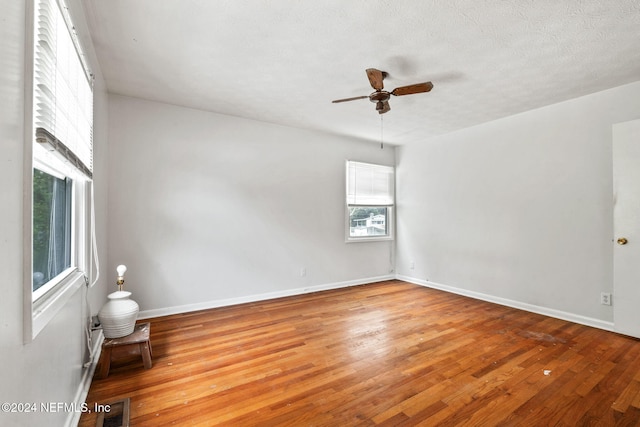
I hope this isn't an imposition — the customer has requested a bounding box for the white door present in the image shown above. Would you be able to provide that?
[613,119,640,338]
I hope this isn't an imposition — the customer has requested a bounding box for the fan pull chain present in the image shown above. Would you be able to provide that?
[380,115,384,149]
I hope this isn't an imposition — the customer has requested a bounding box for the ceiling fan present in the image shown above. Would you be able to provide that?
[332,68,433,114]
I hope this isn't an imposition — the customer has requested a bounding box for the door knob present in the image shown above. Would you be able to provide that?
[617,237,628,245]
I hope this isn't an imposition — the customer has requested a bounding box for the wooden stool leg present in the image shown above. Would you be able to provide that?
[140,340,152,369]
[99,346,113,378]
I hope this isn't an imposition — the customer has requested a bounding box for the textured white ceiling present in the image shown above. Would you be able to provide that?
[84,0,640,145]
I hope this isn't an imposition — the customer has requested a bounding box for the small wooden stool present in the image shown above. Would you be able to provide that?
[99,322,152,378]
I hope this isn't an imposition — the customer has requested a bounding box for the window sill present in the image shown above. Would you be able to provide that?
[26,270,85,342]
[346,236,394,243]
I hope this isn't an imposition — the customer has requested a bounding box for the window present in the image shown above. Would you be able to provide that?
[26,0,94,340]
[346,161,395,241]
[32,169,73,298]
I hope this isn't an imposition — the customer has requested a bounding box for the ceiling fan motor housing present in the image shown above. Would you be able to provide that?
[369,91,391,112]
[369,91,391,103]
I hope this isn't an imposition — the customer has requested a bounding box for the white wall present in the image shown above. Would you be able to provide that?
[108,95,395,316]
[0,0,109,425]
[396,81,640,326]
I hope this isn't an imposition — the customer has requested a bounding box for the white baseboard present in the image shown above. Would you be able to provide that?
[397,275,615,332]
[65,329,104,427]
[138,275,396,320]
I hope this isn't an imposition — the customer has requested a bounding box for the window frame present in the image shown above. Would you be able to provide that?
[31,167,75,301]
[29,174,90,340]
[345,205,395,242]
[23,0,94,342]
[345,160,395,243]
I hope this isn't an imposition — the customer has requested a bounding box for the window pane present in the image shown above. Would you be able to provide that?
[349,207,388,237]
[32,169,72,292]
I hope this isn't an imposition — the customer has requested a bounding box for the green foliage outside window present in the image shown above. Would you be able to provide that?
[32,169,71,292]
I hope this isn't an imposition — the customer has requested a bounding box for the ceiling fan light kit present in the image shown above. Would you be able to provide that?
[332,68,433,114]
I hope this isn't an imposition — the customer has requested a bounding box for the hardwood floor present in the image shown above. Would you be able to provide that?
[80,280,640,426]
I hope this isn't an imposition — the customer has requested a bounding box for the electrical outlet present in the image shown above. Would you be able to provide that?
[300,267,307,277]
[410,261,415,270]
[91,315,102,331]
[601,292,612,306]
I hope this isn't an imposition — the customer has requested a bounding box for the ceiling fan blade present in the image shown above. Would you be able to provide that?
[391,81,433,96]
[332,95,369,103]
[366,68,385,91]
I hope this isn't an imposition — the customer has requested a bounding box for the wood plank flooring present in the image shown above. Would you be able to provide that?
[79,280,640,426]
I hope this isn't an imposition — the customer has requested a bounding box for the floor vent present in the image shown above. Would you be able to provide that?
[95,397,130,427]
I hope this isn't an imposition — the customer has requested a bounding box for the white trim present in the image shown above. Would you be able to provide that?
[138,275,395,319]
[65,329,104,427]
[23,0,36,344]
[32,266,76,302]
[397,275,615,332]
[31,271,85,339]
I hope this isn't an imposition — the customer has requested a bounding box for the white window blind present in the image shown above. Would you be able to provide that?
[34,0,93,178]
[346,161,394,206]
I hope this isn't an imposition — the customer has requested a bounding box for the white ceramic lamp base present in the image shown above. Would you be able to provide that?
[98,290,140,338]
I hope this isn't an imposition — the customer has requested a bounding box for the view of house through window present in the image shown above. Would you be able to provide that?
[349,207,388,237]
[32,169,72,293]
